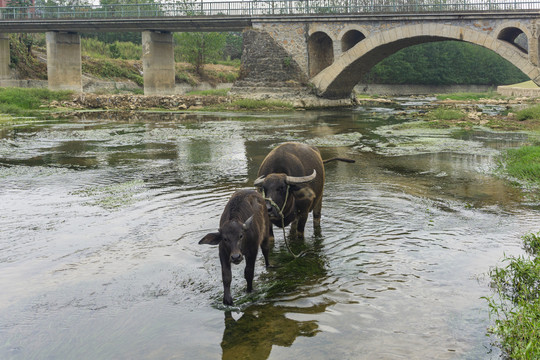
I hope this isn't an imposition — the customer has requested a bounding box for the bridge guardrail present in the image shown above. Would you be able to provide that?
[1,0,539,20]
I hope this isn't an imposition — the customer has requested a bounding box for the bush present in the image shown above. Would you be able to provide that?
[486,232,540,359]
[516,104,540,121]
[82,38,141,60]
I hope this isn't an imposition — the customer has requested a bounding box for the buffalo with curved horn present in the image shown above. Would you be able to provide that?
[254,142,354,239]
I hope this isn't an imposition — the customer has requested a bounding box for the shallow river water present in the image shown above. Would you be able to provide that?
[0,101,538,359]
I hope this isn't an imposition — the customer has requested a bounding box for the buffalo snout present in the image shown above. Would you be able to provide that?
[230,253,243,264]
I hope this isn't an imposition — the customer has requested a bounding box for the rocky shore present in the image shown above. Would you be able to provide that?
[52,93,231,111]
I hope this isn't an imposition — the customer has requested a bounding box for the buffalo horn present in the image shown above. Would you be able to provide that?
[254,175,266,186]
[285,169,317,185]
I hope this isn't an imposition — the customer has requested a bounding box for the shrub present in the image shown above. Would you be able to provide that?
[486,232,540,359]
[516,104,540,121]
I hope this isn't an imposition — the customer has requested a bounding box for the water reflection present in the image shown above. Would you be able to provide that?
[221,303,325,360]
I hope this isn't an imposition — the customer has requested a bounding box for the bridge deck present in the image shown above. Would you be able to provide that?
[1,11,540,33]
[0,0,539,33]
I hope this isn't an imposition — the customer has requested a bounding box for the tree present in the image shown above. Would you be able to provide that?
[223,32,243,60]
[174,32,227,74]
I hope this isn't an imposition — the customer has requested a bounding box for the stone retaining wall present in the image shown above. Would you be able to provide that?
[497,85,540,97]
[355,84,495,96]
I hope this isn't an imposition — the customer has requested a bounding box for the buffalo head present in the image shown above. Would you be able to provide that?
[254,170,316,221]
[199,216,254,265]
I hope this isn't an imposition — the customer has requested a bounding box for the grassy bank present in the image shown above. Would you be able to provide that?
[486,232,540,359]
[497,146,540,186]
[0,88,72,119]
[436,91,503,101]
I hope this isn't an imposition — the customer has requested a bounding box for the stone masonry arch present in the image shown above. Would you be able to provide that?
[311,23,539,99]
[338,25,369,52]
[308,31,334,77]
[495,21,532,54]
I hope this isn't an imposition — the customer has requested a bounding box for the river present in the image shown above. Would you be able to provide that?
[0,99,538,359]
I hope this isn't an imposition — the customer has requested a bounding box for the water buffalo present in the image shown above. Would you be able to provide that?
[254,142,354,238]
[199,189,271,306]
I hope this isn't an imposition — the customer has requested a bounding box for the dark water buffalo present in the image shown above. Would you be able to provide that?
[254,142,354,238]
[199,189,271,306]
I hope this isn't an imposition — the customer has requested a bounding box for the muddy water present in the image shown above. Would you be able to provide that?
[0,103,538,359]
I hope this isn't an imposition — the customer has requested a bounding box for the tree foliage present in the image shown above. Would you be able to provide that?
[174,32,227,74]
[364,41,529,85]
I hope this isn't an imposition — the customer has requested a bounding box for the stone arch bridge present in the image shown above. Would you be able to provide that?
[243,12,540,99]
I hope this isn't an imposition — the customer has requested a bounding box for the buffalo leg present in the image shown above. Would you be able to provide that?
[296,212,309,239]
[261,236,271,268]
[220,251,234,306]
[244,254,256,293]
[268,225,275,244]
[313,196,323,228]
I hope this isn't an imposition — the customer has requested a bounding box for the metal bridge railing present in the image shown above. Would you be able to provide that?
[1,0,539,20]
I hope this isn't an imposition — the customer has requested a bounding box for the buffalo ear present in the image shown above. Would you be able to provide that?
[243,215,254,231]
[199,232,222,245]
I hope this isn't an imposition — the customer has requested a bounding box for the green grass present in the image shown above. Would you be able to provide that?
[203,98,295,112]
[503,80,539,89]
[436,92,500,101]
[186,88,230,96]
[82,59,143,86]
[231,99,294,110]
[0,87,72,118]
[485,232,540,359]
[498,146,540,185]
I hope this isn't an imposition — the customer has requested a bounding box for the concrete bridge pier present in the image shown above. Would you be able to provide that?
[0,33,10,79]
[46,31,82,92]
[142,31,175,95]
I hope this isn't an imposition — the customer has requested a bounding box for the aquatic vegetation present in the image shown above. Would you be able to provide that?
[305,132,362,147]
[485,232,540,359]
[205,99,295,111]
[72,179,146,209]
[426,107,466,121]
[372,124,495,156]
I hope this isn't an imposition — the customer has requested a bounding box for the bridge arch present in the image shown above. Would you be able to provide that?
[495,21,532,54]
[311,24,538,99]
[308,31,334,77]
[338,25,368,52]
